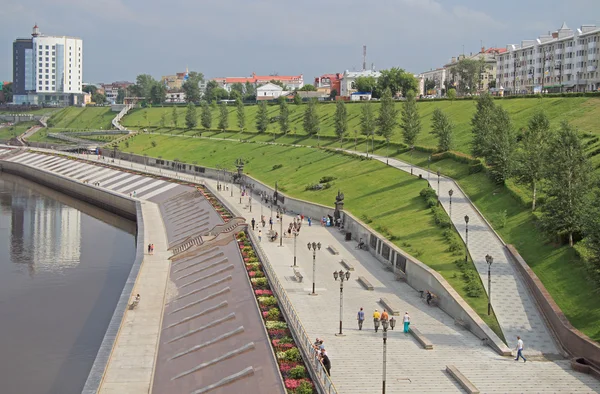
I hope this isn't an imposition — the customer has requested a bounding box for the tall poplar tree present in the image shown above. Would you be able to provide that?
[236,98,245,130]
[399,89,420,147]
[303,99,319,135]
[334,100,348,147]
[279,98,290,134]
[200,101,212,129]
[185,103,197,129]
[430,108,453,152]
[471,93,496,158]
[218,103,229,130]
[256,101,269,133]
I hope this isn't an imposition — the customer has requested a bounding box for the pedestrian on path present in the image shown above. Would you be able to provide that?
[403,311,411,333]
[151,244,155,254]
[321,349,331,376]
[258,230,262,242]
[357,307,365,330]
[147,244,151,254]
[307,217,312,226]
[373,309,381,332]
[269,217,273,230]
[251,218,256,230]
[515,336,527,363]
[381,309,389,322]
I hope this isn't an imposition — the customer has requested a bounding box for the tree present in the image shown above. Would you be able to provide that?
[541,121,592,246]
[244,82,256,100]
[212,88,230,102]
[359,102,376,137]
[486,107,516,184]
[303,99,319,135]
[230,82,245,97]
[451,57,487,94]
[236,98,246,130]
[470,93,495,157]
[132,74,156,98]
[334,100,348,146]
[92,92,106,104]
[353,76,378,95]
[430,108,453,152]
[204,80,219,102]
[182,71,204,103]
[515,111,551,211]
[377,67,419,97]
[424,79,436,93]
[268,79,287,90]
[185,103,197,129]
[399,90,420,146]
[172,107,179,128]
[256,101,269,133]
[293,94,302,105]
[447,88,457,102]
[149,84,166,105]
[279,98,290,134]
[228,90,241,101]
[116,88,125,104]
[82,85,97,94]
[299,84,317,91]
[583,188,600,278]
[218,103,229,130]
[159,112,167,128]
[201,101,212,129]
[329,89,338,99]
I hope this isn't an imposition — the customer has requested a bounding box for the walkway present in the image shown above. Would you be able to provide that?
[353,152,558,356]
[206,178,600,393]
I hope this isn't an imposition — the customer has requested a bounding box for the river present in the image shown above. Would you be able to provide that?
[0,173,136,394]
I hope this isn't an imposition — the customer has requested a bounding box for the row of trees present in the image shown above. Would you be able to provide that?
[353,67,419,98]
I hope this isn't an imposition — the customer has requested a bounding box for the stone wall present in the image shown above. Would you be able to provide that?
[507,245,600,367]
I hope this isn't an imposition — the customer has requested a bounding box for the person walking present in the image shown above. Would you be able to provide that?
[515,336,527,363]
[403,311,411,333]
[151,244,155,254]
[258,229,262,242]
[381,309,389,323]
[269,217,273,230]
[373,309,381,332]
[321,349,331,376]
[357,307,365,330]
[147,244,151,254]
[251,218,256,230]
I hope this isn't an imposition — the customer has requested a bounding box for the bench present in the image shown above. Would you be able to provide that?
[293,268,303,283]
[379,297,400,316]
[410,328,434,350]
[446,365,480,394]
[340,259,354,271]
[357,276,374,290]
[327,245,339,255]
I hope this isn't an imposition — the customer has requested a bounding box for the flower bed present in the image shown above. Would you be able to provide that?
[196,186,233,221]
[237,231,315,394]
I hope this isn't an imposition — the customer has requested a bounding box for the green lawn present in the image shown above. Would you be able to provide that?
[120,133,503,338]
[0,108,60,116]
[26,128,68,144]
[0,121,38,140]
[380,149,600,342]
[47,107,115,130]
[121,97,600,154]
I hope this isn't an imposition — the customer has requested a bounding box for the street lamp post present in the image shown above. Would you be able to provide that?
[410,145,414,175]
[333,270,351,336]
[437,170,441,204]
[448,189,454,218]
[279,207,283,247]
[427,155,431,181]
[486,254,493,315]
[464,215,469,262]
[230,172,234,197]
[307,242,321,295]
[293,229,298,267]
[381,318,396,394]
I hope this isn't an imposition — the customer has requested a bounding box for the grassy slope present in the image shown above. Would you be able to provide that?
[47,107,115,130]
[0,121,38,140]
[121,98,600,152]
[120,133,503,337]
[0,108,60,116]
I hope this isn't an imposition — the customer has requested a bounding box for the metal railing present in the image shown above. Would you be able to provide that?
[246,229,338,394]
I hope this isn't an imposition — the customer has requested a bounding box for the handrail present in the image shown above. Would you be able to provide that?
[246,229,338,394]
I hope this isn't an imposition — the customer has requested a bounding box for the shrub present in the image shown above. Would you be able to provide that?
[296,381,314,394]
[266,307,280,320]
[419,188,437,200]
[251,277,268,288]
[257,296,277,306]
[284,347,301,362]
[431,206,452,228]
[319,176,337,183]
[272,164,283,170]
[289,365,307,379]
[266,321,288,329]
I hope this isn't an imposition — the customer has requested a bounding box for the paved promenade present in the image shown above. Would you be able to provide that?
[209,180,600,393]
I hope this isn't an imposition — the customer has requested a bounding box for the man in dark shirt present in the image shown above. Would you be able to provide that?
[321,349,331,376]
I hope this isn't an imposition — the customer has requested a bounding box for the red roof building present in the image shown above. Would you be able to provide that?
[212,72,304,91]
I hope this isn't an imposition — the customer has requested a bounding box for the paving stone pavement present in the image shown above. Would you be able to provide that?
[345,151,559,357]
[206,179,600,394]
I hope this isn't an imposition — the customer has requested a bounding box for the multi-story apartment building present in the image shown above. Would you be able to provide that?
[417,68,447,96]
[12,25,84,105]
[496,23,600,94]
[444,47,505,94]
[212,73,304,92]
[339,70,381,97]
[101,81,133,104]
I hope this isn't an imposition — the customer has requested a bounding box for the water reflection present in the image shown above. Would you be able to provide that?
[0,173,136,394]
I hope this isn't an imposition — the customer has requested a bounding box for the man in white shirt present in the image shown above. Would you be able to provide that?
[515,336,526,362]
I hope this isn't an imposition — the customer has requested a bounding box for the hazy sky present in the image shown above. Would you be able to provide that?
[1,0,599,83]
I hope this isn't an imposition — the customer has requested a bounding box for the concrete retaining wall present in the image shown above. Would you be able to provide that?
[507,245,600,367]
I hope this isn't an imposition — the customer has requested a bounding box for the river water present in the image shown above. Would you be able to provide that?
[0,173,136,394]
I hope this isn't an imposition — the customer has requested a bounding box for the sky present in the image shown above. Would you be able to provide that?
[1,0,599,84]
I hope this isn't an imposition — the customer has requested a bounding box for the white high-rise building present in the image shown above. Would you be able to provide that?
[12,24,84,105]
